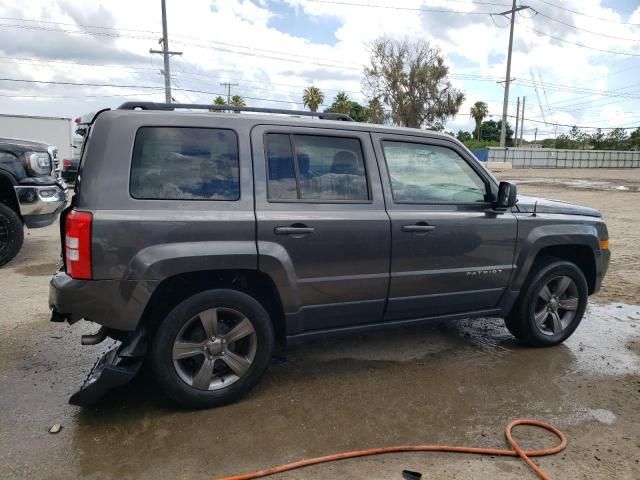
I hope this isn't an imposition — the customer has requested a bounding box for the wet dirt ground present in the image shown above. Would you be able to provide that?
[1,169,639,480]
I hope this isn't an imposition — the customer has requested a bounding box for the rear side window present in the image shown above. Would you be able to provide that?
[130,127,240,200]
[265,133,368,202]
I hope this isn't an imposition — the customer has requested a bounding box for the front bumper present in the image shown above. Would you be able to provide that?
[14,182,66,228]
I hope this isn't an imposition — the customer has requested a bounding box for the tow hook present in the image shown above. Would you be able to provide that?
[81,326,107,345]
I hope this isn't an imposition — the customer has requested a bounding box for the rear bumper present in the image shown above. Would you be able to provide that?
[49,271,158,331]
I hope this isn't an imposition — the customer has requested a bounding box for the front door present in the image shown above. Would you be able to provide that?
[252,125,390,335]
[371,133,517,321]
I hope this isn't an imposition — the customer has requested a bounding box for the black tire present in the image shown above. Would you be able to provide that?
[151,289,274,409]
[0,203,24,267]
[505,257,588,347]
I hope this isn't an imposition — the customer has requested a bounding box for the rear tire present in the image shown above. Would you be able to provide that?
[151,289,274,409]
[505,257,588,347]
[0,203,23,267]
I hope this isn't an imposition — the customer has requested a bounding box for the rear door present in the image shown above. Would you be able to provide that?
[372,133,517,321]
[251,125,390,335]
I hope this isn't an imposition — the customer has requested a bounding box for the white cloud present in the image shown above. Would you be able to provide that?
[0,0,638,140]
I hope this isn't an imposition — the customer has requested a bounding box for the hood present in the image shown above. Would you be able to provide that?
[0,137,50,154]
[516,195,601,218]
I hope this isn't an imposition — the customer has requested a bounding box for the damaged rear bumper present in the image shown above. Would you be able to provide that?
[68,328,147,407]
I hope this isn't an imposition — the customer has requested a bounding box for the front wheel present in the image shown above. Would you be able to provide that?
[0,203,24,267]
[505,258,588,347]
[151,289,274,409]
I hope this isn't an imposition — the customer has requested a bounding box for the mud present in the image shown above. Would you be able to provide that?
[1,169,639,479]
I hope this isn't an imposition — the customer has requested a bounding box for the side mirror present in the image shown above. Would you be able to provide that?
[496,181,517,209]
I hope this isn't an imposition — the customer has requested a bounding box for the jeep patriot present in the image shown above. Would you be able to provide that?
[49,103,610,408]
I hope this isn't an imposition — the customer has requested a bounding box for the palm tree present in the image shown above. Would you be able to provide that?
[333,91,351,114]
[470,101,488,141]
[214,96,226,106]
[230,95,246,107]
[302,86,324,112]
[366,98,385,124]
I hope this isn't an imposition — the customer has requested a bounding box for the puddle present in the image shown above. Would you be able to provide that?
[510,178,640,192]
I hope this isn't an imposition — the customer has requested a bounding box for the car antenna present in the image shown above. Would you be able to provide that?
[531,200,538,217]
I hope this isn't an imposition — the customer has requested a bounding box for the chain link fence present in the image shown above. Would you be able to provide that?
[487,147,640,168]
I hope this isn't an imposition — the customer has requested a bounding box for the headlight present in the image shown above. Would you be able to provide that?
[25,151,51,176]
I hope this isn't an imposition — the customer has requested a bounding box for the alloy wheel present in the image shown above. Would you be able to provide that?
[533,275,580,336]
[172,307,257,391]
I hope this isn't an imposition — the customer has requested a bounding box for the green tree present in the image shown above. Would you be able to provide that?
[429,121,445,132]
[469,101,488,141]
[324,97,370,122]
[366,98,385,124]
[629,127,640,149]
[477,119,514,145]
[456,130,472,142]
[604,128,628,150]
[590,128,605,149]
[214,96,226,106]
[363,36,464,128]
[230,95,246,108]
[332,91,352,114]
[302,86,324,112]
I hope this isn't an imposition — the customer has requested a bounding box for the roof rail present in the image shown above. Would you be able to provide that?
[117,102,354,122]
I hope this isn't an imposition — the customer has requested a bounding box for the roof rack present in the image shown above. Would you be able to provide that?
[117,102,354,122]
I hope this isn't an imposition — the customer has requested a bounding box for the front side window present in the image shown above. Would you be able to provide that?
[130,127,240,200]
[382,141,487,203]
[266,133,369,201]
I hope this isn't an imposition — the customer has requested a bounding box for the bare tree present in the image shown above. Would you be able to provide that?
[363,37,464,129]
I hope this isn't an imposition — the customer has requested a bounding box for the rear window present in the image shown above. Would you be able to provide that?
[130,127,240,200]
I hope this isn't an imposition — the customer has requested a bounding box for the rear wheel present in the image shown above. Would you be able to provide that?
[505,257,588,347]
[0,203,23,267]
[151,289,274,408]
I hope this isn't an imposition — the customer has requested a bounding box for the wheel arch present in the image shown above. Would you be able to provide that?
[0,171,21,219]
[138,269,287,347]
[511,224,600,295]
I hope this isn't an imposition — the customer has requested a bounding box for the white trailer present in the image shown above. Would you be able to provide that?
[0,113,73,160]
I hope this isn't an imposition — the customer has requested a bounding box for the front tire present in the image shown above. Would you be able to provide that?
[0,203,24,267]
[505,257,588,347]
[151,289,274,409]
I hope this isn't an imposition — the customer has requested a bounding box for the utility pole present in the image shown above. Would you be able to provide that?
[220,82,239,105]
[150,0,182,104]
[498,1,531,148]
[514,97,520,148]
[519,96,525,147]
[534,127,538,147]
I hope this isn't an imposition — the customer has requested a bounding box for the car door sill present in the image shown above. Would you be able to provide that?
[285,308,502,345]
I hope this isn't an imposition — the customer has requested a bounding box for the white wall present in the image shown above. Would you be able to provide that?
[0,114,73,159]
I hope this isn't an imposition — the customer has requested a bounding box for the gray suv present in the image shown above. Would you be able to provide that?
[49,103,610,408]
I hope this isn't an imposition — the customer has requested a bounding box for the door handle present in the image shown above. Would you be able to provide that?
[402,223,436,233]
[274,225,315,235]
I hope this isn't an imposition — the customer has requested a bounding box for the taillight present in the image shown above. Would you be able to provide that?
[63,159,72,168]
[65,210,92,279]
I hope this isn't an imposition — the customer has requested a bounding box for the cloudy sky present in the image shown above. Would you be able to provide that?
[0,0,639,139]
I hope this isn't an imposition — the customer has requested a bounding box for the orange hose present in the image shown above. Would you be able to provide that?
[214,419,567,480]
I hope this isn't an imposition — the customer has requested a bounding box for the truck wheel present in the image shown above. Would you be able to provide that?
[0,203,24,267]
[150,289,274,409]
[505,257,588,347]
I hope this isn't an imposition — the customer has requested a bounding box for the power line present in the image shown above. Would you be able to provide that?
[529,0,640,27]
[532,9,640,42]
[517,23,640,57]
